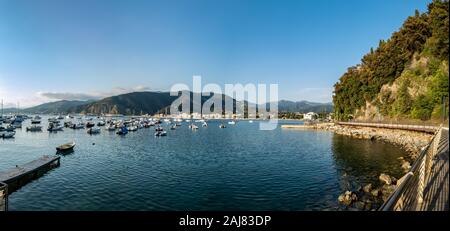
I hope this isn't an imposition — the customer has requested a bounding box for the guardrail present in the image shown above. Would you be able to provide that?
[379,127,448,211]
[336,122,439,133]
[0,182,7,211]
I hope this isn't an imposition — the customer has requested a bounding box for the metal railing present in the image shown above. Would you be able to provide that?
[336,121,438,133]
[0,182,7,211]
[380,127,447,211]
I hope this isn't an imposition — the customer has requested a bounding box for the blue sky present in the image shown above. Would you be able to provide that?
[0,0,431,107]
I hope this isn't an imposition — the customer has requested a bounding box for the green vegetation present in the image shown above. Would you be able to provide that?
[333,0,449,121]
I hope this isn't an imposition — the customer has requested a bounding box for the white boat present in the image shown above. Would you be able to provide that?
[154,131,167,136]
[48,123,63,132]
[189,124,198,130]
[202,122,208,127]
[249,120,254,123]
[106,125,116,131]
[72,123,85,129]
[87,127,101,134]
[57,115,64,120]
[1,131,15,138]
[185,119,191,122]
[195,119,205,123]
[31,119,41,124]
[97,121,106,126]
[228,121,236,125]
[26,125,42,132]
[219,124,226,128]
[128,126,138,132]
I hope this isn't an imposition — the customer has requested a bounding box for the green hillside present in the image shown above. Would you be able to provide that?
[333,0,449,121]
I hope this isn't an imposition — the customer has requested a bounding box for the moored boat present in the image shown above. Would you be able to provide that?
[26,125,42,132]
[56,141,76,152]
[87,127,101,134]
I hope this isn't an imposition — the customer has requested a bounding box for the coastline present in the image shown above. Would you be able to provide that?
[282,123,433,160]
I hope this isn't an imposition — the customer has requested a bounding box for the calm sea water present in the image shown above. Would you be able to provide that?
[0,117,408,211]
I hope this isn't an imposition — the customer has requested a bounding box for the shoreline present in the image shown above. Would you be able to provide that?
[282,123,433,160]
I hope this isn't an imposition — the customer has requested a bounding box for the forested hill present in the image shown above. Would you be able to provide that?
[333,0,449,121]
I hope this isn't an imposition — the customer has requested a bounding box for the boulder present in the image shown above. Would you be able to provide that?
[401,161,411,172]
[363,183,372,193]
[338,191,357,206]
[371,189,380,197]
[379,173,392,185]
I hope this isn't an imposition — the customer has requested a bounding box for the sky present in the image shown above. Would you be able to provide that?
[0,0,432,108]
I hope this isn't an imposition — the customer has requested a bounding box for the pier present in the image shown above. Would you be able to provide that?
[380,127,449,211]
[0,155,60,211]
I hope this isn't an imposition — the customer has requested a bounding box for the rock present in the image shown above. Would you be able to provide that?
[354,201,365,210]
[371,189,380,197]
[401,161,411,172]
[363,183,372,193]
[381,185,397,202]
[338,191,357,206]
[379,173,392,185]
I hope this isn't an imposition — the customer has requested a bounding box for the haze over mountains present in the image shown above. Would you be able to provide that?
[2,91,333,115]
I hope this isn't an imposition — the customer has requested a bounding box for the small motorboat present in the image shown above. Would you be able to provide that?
[85,122,95,128]
[249,120,254,123]
[1,131,15,138]
[170,125,176,130]
[185,119,191,122]
[57,115,64,120]
[87,127,101,134]
[31,119,41,124]
[26,125,42,132]
[155,126,164,132]
[56,141,76,152]
[97,121,106,126]
[228,121,236,125]
[72,123,85,129]
[219,124,226,128]
[154,131,167,137]
[128,126,138,132]
[202,122,208,127]
[48,123,63,132]
[189,124,198,130]
[106,125,116,131]
[116,127,128,135]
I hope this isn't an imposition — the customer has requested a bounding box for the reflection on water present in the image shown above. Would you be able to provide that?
[0,117,408,210]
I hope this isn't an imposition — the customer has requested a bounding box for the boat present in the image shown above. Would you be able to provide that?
[85,122,95,128]
[155,126,164,132]
[106,124,116,131]
[71,123,84,129]
[170,125,176,130]
[154,131,167,136]
[228,121,236,125]
[47,123,63,132]
[87,127,101,134]
[185,119,191,122]
[249,120,254,123]
[97,121,106,126]
[219,124,226,128]
[116,127,128,135]
[202,122,208,127]
[1,131,15,138]
[128,126,138,132]
[195,119,205,123]
[26,125,42,132]
[11,121,22,128]
[189,124,198,130]
[56,141,76,152]
[57,115,64,120]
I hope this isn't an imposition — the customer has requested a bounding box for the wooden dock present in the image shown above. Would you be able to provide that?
[0,155,60,196]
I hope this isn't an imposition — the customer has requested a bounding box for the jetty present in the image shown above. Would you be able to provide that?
[336,122,438,134]
[0,155,60,211]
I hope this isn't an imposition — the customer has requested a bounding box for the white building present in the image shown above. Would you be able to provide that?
[304,112,318,120]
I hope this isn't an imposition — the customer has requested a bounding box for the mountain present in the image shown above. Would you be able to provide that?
[333,0,449,121]
[276,100,333,113]
[21,100,92,114]
[76,92,178,115]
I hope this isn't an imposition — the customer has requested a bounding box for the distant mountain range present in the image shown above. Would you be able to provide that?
[2,91,333,115]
